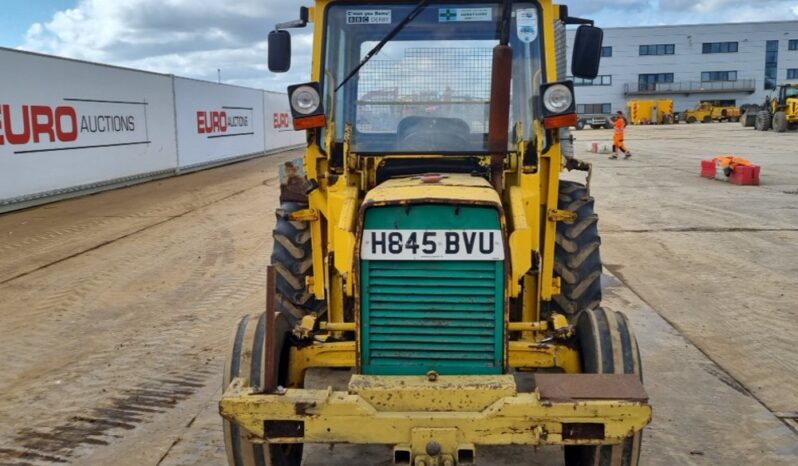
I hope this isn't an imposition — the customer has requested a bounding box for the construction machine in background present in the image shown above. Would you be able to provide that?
[574,112,614,130]
[739,103,761,127]
[751,83,798,132]
[628,99,675,125]
[681,102,741,123]
[220,2,651,465]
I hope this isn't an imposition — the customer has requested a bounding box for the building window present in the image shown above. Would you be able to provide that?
[702,100,736,107]
[788,69,798,80]
[569,75,612,86]
[789,40,798,51]
[639,44,675,56]
[766,40,779,90]
[701,71,738,82]
[601,46,613,57]
[702,42,739,54]
[638,73,674,91]
[577,103,612,114]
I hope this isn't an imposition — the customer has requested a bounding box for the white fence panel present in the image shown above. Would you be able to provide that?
[264,91,305,151]
[0,49,177,202]
[174,78,266,169]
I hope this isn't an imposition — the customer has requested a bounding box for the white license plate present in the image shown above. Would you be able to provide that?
[361,229,504,261]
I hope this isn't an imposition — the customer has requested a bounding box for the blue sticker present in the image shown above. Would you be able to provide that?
[517,9,538,43]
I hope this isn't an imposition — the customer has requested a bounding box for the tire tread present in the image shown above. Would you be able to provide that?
[565,308,643,466]
[553,181,603,318]
[271,202,326,326]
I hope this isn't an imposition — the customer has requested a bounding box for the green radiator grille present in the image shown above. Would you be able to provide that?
[360,204,505,375]
[361,259,504,375]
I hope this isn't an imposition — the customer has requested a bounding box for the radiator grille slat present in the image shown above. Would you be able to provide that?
[362,260,504,375]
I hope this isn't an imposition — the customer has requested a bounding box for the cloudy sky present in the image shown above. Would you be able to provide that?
[2,0,797,92]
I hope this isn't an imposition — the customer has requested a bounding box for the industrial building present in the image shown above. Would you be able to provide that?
[567,20,798,116]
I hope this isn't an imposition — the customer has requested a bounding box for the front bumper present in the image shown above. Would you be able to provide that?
[220,373,651,460]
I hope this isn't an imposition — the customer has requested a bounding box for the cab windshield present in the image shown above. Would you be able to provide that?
[323,1,543,154]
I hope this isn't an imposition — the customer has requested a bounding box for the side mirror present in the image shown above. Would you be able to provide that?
[268,30,292,73]
[571,25,603,80]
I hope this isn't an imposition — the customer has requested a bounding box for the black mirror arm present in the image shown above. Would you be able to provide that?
[558,6,594,26]
[563,16,594,26]
[275,7,309,31]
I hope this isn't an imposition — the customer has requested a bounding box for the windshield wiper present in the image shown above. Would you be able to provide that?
[335,0,432,92]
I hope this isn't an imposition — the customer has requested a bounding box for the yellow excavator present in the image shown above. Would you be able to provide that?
[220,1,651,465]
[751,84,798,132]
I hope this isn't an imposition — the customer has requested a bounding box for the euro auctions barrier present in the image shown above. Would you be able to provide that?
[0,102,146,151]
[173,77,267,169]
[0,47,303,211]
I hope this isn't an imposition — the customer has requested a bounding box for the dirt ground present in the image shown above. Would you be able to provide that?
[0,122,797,466]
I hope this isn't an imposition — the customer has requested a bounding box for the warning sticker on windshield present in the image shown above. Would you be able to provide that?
[347,10,392,25]
[516,9,538,43]
[438,8,492,22]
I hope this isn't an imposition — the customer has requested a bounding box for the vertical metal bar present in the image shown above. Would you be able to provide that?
[264,265,278,392]
[170,75,182,175]
[489,0,514,193]
[488,45,512,193]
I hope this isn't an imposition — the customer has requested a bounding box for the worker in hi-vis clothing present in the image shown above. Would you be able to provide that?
[610,111,632,160]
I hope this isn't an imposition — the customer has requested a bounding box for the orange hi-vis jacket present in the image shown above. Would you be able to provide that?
[713,155,754,170]
[613,117,626,145]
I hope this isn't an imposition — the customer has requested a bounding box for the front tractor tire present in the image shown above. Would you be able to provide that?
[223,313,303,466]
[272,201,326,326]
[552,181,603,317]
[755,111,772,131]
[773,111,788,133]
[565,307,644,466]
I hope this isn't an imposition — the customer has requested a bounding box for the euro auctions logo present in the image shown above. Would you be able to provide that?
[0,105,78,145]
[273,112,291,129]
[196,106,253,139]
[0,98,148,155]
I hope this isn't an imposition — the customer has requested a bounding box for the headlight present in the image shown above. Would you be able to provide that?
[286,81,326,130]
[290,85,321,115]
[543,84,574,114]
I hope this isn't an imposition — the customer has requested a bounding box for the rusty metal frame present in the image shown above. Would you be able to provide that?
[220,373,650,452]
[264,266,278,392]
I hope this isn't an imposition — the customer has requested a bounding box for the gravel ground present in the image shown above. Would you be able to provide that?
[0,122,796,465]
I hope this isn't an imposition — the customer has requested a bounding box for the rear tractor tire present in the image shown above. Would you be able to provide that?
[552,181,603,318]
[223,313,303,466]
[741,111,756,128]
[272,201,326,326]
[773,112,788,133]
[686,116,697,124]
[564,307,644,466]
[701,115,712,123]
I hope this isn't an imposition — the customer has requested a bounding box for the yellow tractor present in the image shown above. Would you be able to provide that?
[753,84,798,132]
[220,2,651,465]
[681,102,740,123]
